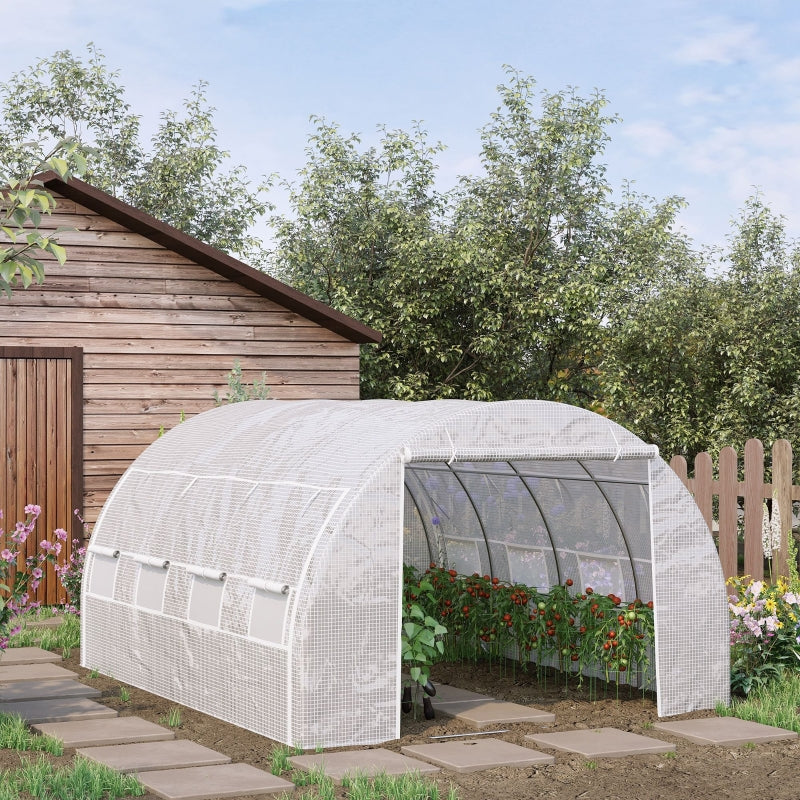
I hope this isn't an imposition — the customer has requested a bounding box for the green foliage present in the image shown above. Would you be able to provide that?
[401,566,447,690]
[0,141,86,297]
[213,360,271,405]
[0,713,62,755]
[0,45,270,261]
[271,69,697,404]
[405,565,655,689]
[13,755,145,799]
[599,193,800,462]
[719,669,800,733]
[8,609,81,654]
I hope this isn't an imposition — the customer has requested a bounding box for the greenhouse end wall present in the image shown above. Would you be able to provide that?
[81,399,730,747]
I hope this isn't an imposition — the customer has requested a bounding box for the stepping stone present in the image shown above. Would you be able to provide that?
[139,763,295,799]
[0,679,100,702]
[0,663,78,682]
[77,740,231,773]
[435,700,556,727]
[402,738,555,773]
[289,748,440,781]
[25,617,65,629]
[0,697,117,724]
[430,683,491,704]
[526,727,675,758]
[654,716,799,746]
[0,647,61,665]
[33,716,175,748]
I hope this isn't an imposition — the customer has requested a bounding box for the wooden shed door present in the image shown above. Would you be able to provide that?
[0,347,83,605]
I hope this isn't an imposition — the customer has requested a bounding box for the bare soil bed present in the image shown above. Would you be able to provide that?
[2,650,796,800]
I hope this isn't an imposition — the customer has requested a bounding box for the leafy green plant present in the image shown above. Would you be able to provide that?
[719,668,800,733]
[213,360,271,405]
[119,686,130,703]
[14,754,145,799]
[403,564,655,691]
[269,744,292,776]
[158,706,182,728]
[402,566,447,690]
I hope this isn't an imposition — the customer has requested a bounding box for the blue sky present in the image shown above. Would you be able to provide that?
[5,0,800,251]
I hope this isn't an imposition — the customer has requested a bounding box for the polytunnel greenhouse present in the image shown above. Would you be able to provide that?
[82,399,730,748]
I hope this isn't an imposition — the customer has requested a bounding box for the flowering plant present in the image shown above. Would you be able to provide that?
[0,505,84,650]
[728,575,800,695]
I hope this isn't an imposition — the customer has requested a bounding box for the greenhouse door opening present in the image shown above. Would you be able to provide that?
[403,459,652,604]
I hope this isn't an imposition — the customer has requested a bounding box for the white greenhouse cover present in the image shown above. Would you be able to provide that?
[81,399,730,748]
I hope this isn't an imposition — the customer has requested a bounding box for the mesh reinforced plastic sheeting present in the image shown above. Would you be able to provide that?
[81,399,729,747]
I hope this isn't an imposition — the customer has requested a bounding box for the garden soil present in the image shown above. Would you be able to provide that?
[3,650,797,800]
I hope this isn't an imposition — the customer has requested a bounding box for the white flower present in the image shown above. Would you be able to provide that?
[748,580,764,599]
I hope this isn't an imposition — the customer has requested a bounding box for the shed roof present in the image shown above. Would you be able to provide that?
[35,172,382,344]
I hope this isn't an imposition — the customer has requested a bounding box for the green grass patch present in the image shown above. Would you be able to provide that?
[13,754,144,799]
[7,610,80,656]
[0,714,62,756]
[718,669,800,733]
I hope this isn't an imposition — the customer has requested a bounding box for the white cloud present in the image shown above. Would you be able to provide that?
[622,121,678,158]
[674,20,762,66]
[767,56,800,84]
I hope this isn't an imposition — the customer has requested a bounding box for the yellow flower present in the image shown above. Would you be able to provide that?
[765,599,777,613]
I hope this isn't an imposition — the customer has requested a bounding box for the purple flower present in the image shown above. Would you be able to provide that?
[54,528,68,542]
[31,568,43,580]
[40,540,52,552]
[23,504,41,517]
[431,516,440,526]
[0,550,15,563]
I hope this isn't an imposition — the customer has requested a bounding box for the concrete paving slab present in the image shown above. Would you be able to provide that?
[77,740,231,773]
[654,716,799,746]
[289,749,440,781]
[0,663,78,682]
[25,617,65,629]
[401,738,555,773]
[0,697,117,724]
[436,700,556,727]
[0,647,61,665]
[33,716,175,748]
[430,683,491,704]
[0,679,100,702]
[139,763,295,799]
[526,727,675,758]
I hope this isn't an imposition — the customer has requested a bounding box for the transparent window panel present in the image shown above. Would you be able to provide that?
[136,564,168,612]
[577,555,625,597]
[444,538,481,576]
[89,555,118,598]
[188,576,226,627]
[249,589,288,644]
[506,545,550,590]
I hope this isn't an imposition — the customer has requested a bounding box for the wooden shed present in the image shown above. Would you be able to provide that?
[0,173,380,604]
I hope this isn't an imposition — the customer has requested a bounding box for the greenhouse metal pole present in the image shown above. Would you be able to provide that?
[444,463,496,579]
[576,460,642,601]
[507,462,563,586]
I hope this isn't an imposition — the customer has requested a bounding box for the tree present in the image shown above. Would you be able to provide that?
[598,194,800,462]
[0,45,269,261]
[1,141,86,297]
[271,70,697,402]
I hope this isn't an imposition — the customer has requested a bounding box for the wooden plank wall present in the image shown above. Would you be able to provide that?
[0,194,361,526]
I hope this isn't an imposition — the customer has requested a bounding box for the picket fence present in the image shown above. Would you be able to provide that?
[669,439,800,581]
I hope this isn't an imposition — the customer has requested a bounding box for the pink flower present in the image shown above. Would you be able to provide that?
[53,542,62,556]
[0,549,15,563]
[54,528,68,542]
[31,568,43,580]
[23,504,41,517]
[40,540,53,552]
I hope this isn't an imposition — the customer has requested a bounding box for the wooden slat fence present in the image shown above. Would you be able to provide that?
[670,439,799,581]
